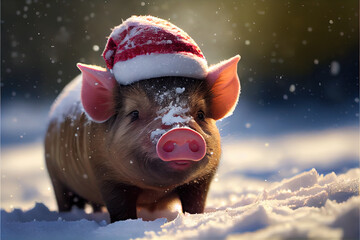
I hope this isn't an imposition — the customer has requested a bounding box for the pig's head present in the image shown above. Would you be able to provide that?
[77,55,240,189]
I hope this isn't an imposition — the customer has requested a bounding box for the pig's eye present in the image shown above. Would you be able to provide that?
[197,111,206,121]
[129,110,139,122]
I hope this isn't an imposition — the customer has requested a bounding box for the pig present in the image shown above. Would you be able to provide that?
[45,16,240,223]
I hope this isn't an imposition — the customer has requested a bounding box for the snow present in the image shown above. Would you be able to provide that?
[104,49,114,61]
[289,84,296,92]
[150,88,192,142]
[1,125,359,239]
[48,74,83,123]
[2,169,359,239]
[158,104,191,125]
[330,61,341,75]
[110,16,193,45]
[92,45,100,52]
[154,87,192,126]
[150,128,167,143]
[175,87,185,94]
[219,127,358,179]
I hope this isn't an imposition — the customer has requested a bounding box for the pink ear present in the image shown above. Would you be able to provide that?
[77,63,117,123]
[206,55,241,120]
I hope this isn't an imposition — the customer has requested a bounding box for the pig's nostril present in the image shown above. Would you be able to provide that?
[163,141,175,152]
[189,140,199,152]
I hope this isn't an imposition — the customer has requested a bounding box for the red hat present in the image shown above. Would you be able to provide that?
[102,15,208,85]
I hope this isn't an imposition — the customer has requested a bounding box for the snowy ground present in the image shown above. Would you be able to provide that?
[1,124,359,239]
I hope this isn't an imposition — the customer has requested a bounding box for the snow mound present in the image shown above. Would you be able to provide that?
[2,168,359,240]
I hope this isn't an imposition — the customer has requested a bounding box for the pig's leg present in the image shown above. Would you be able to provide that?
[53,184,72,211]
[90,203,104,213]
[91,203,103,212]
[70,192,87,210]
[176,173,214,214]
[50,176,87,211]
[48,173,71,211]
[99,181,140,222]
[51,179,75,211]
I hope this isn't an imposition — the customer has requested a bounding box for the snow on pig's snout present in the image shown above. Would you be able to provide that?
[156,128,206,162]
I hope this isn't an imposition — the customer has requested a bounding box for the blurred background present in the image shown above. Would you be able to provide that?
[2,0,358,144]
[1,0,359,210]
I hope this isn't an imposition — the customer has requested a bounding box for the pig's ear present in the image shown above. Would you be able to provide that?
[206,55,241,120]
[77,63,117,123]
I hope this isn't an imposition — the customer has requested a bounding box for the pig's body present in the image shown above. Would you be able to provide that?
[45,76,104,206]
[45,75,224,222]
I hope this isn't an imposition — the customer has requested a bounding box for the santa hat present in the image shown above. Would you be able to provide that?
[102,15,208,85]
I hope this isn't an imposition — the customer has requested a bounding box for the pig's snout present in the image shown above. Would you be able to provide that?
[156,128,206,162]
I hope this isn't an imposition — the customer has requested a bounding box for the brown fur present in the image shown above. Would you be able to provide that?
[45,76,221,222]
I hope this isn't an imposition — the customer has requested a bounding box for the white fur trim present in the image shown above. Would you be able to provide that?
[113,53,208,85]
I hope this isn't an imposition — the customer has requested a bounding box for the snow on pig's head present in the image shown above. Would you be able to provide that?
[77,16,241,188]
